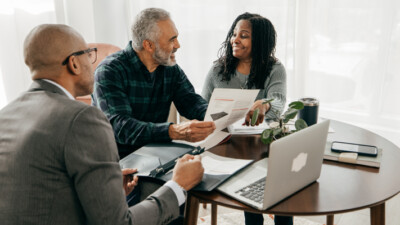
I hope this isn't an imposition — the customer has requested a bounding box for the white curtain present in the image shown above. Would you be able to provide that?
[1,0,399,145]
[298,0,400,138]
[0,0,57,109]
[0,0,130,109]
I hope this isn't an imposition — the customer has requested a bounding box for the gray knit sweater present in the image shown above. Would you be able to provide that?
[201,61,287,119]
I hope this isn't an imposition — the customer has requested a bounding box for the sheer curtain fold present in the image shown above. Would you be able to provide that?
[1,0,399,145]
[0,0,57,109]
[0,0,129,109]
[300,0,400,142]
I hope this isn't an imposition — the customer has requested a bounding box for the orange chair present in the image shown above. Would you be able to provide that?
[75,43,122,105]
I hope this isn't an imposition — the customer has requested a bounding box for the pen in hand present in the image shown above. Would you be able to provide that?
[129,170,138,179]
[122,168,138,180]
[122,168,139,196]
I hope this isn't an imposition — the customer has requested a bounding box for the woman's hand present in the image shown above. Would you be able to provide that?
[244,100,270,126]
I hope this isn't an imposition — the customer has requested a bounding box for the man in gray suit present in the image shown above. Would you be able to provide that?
[0,24,204,225]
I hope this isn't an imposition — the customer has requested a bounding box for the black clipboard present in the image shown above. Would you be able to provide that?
[119,142,202,177]
[119,142,253,191]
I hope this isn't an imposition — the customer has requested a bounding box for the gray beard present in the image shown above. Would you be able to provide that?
[153,45,176,66]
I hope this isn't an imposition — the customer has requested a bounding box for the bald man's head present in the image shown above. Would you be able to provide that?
[23,24,86,77]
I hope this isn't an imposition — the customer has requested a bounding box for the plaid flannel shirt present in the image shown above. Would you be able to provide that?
[92,42,208,157]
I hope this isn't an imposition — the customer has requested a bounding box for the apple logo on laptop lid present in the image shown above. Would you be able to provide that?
[291,152,308,172]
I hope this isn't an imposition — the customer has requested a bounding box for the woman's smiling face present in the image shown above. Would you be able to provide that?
[230,19,252,61]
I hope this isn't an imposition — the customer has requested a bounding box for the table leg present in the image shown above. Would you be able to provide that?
[370,203,385,225]
[326,214,334,225]
[211,203,217,225]
[184,193,200,225]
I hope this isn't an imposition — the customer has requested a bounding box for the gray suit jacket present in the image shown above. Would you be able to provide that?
[0,80,179,225]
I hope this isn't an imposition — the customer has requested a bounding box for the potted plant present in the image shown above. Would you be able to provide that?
[252,99,308,145]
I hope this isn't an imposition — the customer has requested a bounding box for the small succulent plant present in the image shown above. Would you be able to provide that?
[254,99,308,145]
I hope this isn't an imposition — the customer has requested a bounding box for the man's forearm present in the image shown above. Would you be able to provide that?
[111,115,172,146]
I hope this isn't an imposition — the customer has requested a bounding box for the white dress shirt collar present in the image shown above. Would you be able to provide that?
[42,79,74,100]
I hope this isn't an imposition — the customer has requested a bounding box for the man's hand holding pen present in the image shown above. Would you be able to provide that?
[122,153,203,196]
[122,168,139,196]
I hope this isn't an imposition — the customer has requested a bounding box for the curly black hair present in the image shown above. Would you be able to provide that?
[216,12,277,89]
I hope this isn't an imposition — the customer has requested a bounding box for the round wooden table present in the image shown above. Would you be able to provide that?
[184,119,400,225]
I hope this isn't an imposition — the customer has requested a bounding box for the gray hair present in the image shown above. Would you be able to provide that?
[131,8,170,51]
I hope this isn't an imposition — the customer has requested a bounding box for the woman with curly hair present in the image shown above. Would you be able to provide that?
[202,12,291,225]
[202,12,287,127]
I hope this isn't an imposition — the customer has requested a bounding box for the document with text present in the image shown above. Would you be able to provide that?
[174,89,259,151]
[201,151,253,175]
[204,88,260,131]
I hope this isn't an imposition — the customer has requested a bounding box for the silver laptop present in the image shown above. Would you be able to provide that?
[217,120,330,210]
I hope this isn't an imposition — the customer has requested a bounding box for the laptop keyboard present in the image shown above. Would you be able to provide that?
[235,176,266,203]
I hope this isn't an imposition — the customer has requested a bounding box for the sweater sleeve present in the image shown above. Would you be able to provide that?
[264,63,287,119]
[201,65,217,102]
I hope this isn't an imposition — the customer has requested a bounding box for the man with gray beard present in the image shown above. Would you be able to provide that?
[92,8,215,159]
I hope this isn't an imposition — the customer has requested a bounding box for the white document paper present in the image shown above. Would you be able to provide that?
[201,151,253,175]
[204,88,260,131]
[173,89,258,151]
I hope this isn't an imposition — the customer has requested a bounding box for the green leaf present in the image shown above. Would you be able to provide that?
[262,98,274,105]
[251,108,259,126]
[283,117,290,123]
[283,108,297,122]
[288,101,304,110]
[261,136,274,145]
[261,129,272,139]
[261,129,273,144]
[295,119,308,130]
